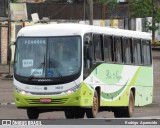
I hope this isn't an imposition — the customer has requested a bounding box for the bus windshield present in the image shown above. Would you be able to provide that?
[14,36,81,80]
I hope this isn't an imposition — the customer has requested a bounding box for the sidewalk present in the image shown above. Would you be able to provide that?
[0,64,14,104]
[0,79,14,104]
[0,64,13,79]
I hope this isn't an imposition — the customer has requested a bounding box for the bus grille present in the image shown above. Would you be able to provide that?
[30,92,62,95]
[25,98,68,104]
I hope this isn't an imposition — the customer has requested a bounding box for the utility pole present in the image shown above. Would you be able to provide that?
[84,0,86,21]
[88,0,93,25]
[152,0,155,41]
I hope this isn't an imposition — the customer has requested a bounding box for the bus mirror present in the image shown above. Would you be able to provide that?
[7,47,12,62]
[12,41,16,45]
[84,35,92,46]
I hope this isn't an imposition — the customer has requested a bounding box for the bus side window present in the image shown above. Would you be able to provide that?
[142,40,152,65]
[104,35,113,62]
[132,39,142,65]
[93,34,103,61]
[114,36,122,63]
[83,33,93,69]
[123,37,132,64]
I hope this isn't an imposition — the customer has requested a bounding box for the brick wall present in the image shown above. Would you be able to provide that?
[1,27,8,64]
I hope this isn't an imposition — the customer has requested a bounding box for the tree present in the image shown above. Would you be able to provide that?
[98,0,160,41]
[98,0,118,18]
[130,0,160,41]
[45,0,84,3]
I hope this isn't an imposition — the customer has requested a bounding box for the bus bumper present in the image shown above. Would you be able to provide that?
[14,83,94,108]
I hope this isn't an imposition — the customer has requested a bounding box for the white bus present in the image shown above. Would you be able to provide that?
[13,23,153,119]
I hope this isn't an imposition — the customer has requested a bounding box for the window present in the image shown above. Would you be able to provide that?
[83,33,93,69]
[104,35,113,62]
[123,38,132,64]
[93,34,103,61]
[132,39,142,65]
[142,40,151,65]
[114,37,122,63]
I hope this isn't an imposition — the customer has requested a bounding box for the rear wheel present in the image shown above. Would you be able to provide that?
[86,90,99,118]
[114,91,135,118]
[27,108,39,119]
[125,90,135,117]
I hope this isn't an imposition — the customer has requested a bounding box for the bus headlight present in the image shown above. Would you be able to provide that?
[64,84,81,94]
[15,88,31,95]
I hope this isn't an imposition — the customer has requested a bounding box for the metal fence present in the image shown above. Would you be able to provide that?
[26,3,106,20]
[0,0,6,17]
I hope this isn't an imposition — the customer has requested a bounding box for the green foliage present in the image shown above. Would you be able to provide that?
[98,0,118,17]
[98,0,160,40]
[131,0,160,39]
[131,0,153,17]
[13,0,18,2]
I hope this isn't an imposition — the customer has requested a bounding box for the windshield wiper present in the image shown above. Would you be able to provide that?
[28,55,45,81]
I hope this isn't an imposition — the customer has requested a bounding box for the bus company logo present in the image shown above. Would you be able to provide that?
[2,120,11,125]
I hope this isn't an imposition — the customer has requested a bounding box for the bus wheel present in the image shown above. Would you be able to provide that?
[65,108,85,119]
[64,109,75,119]
[114,91,135,118]
[114,110,123,118]
[86,90,99,118]
[125,90,135,117]
[27,108,39,119]
[75,108,85,119]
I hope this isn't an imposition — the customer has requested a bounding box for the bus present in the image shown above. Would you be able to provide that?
[13,23,153,119]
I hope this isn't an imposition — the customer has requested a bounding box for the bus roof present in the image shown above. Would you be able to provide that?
[17,23,151,40]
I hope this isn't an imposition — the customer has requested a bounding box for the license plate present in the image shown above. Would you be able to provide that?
[40,98,52,103]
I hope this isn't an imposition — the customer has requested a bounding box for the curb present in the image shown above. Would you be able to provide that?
[0,77,13,80]
[0,74,13,80]
[0,102,15,105]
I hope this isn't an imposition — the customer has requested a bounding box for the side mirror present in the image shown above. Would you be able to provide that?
[13,41,16,45]
[84,35,92,46]
[7,47,12,62]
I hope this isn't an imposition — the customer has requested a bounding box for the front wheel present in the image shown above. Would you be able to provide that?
[27,108,39,119]
[86,90,99,118]
[64,108,85,119]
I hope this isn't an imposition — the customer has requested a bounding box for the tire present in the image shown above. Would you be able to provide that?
[27,108,39,119]
[114,110,123,118]
[64,110,75,119]
[86,90,99,118]
[125,90,135,117]
[75,108,85,119]
[114,91,135,118]
[64,108,85,119]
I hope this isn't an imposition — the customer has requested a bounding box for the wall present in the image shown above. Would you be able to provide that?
[1,27,8,64]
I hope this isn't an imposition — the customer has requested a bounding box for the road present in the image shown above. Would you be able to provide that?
[0,50,160,120]
[0,103,160,119]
